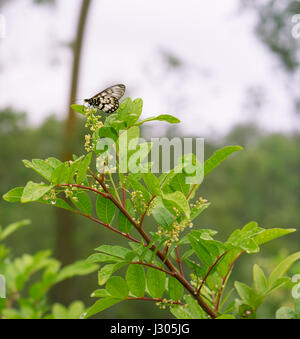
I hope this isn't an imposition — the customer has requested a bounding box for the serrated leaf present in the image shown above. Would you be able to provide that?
[143,173,162,196]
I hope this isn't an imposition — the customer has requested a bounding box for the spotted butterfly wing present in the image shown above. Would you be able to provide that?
[84,84,126,114]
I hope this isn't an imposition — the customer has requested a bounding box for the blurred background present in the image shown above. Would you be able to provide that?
[1,0,300,318]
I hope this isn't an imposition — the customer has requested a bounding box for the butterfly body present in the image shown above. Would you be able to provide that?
[84,84,126,114]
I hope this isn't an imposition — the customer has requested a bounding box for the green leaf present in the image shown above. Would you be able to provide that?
[71,104,86,115]
[72,191,92,215]
[84,298,122,319]
[76,153,92,185]
[39,197,75,212]
[86,253,123,264]
[234,281,255,306]
[147,268,166,299]
[52,304,68,319]
[162,192,190,219]
[95,245,131,259]
[254,228,296,246]
[55,261,98,283]
[98,263,126,286]
[91,289,111,298]
[269,252,300,287]
[188,234,214,267]
[126,265,146,297]
[169,173,190,196]
[127,98,143,126]
[21,182,54,203]
[118,200,134,233]
[253,264,268,294]
[67,301,85,319]
[142,173,162,196]
[46,157,63,169]
[0,220,30,241]
[152,205,175,228]
[3,187,24,203]
[184,295,207,319]
[23,159,54,182]
[170,306,192,319]
[167,276,183,301]
[135,114,180,127]
[276,307,297,319]
[106,276,129,299]
[204,146,243,177]
[96,195,116,224]
[51,163,70,185]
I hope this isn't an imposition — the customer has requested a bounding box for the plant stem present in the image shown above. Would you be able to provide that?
[197,251,228,295]
[215,251,243,311]
[130,261,175,277]
[139,195,156,229]
[176,246,184,277]
[108,172,122,204]
[89,168,218,318]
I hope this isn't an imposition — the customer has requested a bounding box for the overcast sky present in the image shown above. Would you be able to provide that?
[0,0,297,137]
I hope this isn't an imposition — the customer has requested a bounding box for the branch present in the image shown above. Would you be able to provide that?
[197,251,228,295]
[130,261,175,277]
[57,184,109,198]
[139,195,156,229]
[89,168,219,318]
[126,297,184,306]
[73,210,141,244]
[176,246,184,277]
[215,251,244,311]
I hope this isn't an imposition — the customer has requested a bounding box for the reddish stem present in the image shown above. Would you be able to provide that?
[215,251,244,311]
[126,297,184,305]
[197,251,228,295]
[57,184,108,198]
[139,195,156,229]
[176,246,184,277]
[130,261,175,277]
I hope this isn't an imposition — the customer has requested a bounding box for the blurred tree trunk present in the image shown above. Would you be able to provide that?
[55,0,91,303]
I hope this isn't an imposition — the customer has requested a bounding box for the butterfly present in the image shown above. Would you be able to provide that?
[84,84,126,114]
